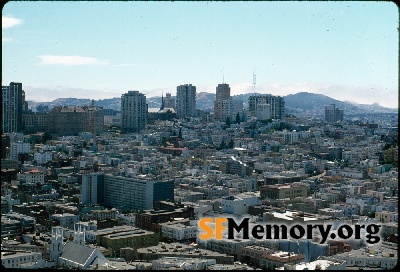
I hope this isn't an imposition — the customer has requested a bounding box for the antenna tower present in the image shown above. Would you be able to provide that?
[252,72,256,90]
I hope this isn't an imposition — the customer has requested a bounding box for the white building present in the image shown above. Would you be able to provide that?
[221,192,261,215]
[10,142,30,160]
[1,250,43,269]
[34,151,53,165]
[333,243,397,270]
[17,169,45,184]
[160,219,198,241]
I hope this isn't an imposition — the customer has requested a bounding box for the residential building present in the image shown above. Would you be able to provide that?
[22,112,50,134]
[121,90,147,133]
[176,84,196,118]
[260,182,308,200]
[160,219,197,242]
[324,104,343,123]
[17,168,45,184]
[81,173,105,205]
[221,192,261,215]
[48,105,104,136]
[10,142,30,160]
[2,82,25,133]
[1,250,43,269]
[214,83,231,121]
[104,174,174,211]
[248,94,285,119]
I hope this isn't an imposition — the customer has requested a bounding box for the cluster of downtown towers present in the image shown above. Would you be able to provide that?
[2,82,286,135]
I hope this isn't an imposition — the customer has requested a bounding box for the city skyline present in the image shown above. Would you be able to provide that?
[2,1,398,108]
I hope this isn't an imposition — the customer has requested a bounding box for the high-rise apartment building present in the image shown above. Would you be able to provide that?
[81,173,105,205]
[48,105,104,136]
[2,82,25,133]
[103,174,174,211]
[214,83,231,121]
[121,91,147,133]
[22,113,50,134]
[324,104,343,123]
[248,94,285,119]
[176,84,196,118]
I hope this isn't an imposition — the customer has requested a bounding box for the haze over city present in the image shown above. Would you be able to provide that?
[2,1,398,108]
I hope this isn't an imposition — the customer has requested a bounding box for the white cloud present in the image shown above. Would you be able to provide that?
[2,16,22,29]
[2,37,12,42]
[38,55,109,66]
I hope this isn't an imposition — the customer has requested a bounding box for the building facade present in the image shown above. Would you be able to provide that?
[214,83,231,121]
[324,104,344,123]
[48,105,104,136]
[2,82,25,133]
[121,91,147,133]
[104,174,174,211]
[176,84,196,118]
[248,94,285,119]
[81,173,105,205]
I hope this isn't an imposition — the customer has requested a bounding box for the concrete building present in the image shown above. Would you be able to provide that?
[22,112,50,134]
[17,168,45,184]
[34,151,53,165]
[10,142,30,160]
[260,182,308,200]
[160,219,197,242]
[214,83,231,121]
[324,104,343,123]
[91,208,117,221]
[248,94,285,119]
[135,242,234,264]
[121,90,147,133]
[98,228,159,257]
[176,84,196,118]
[48,105,104,136]
[1,250,43,269]
[50,213,80,229]
[256,103,271,120]
[221,192,261,215]
[81,173,105,205]
[259,251,305,270]
[104,174,174,211]
[375,211,398,223]
[333,242,397,270]
[2,82,25,133]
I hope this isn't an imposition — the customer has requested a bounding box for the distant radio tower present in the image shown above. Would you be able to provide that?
[252,72,256,90]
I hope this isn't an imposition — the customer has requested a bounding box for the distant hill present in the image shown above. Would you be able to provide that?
[27,91,397,115]
[284,92,397,115]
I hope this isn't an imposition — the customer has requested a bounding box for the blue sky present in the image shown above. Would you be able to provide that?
[2,1,398,108]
